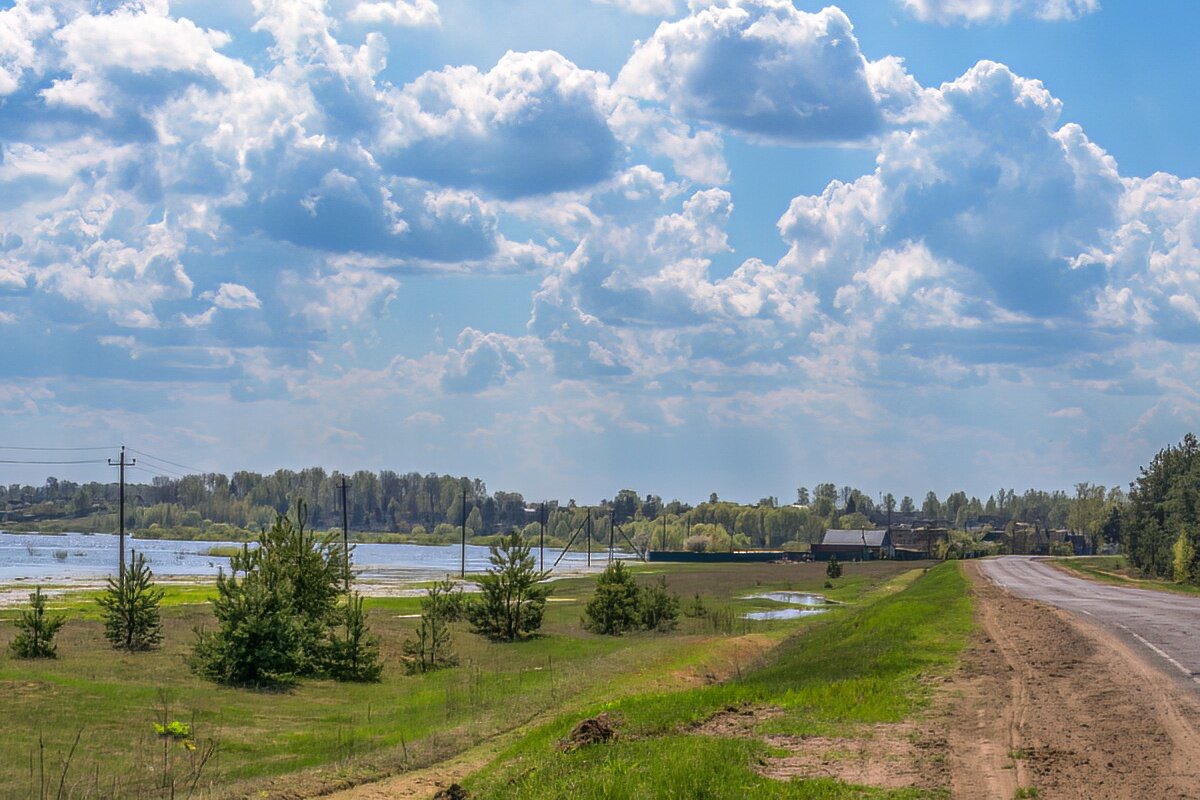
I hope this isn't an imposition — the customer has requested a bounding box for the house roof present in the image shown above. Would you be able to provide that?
[821,529,889,548]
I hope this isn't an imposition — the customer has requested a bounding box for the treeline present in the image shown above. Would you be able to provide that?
[2,467,1127,551]
[1123,433,1200,583]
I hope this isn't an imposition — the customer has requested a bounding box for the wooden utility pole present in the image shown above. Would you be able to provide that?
[340,476,350,592]
[608,508,615,564]
[539,502,546,572]
[108,446,135,580]
[586,507,592,568]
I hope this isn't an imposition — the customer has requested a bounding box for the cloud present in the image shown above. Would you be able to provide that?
[780,61,1121,320]
[347,0,441,26]
[213,283,262,310]
[901,0,1100,25]
[441,328,530,393]
[592,0,677,15]
[379,51,621,198]
[617,0,930,145]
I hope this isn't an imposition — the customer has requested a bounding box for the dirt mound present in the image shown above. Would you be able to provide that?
[559,712,619,752]
[430,784,468,800]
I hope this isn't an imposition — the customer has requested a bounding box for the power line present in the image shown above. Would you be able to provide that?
[126,448,203,474]
[0,458,108,465]
[128,464,188,480]
[0,445,116,452]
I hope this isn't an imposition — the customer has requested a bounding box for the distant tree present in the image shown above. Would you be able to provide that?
[922,491,942,519]
[796,487,810,506]
[98,551,164,651]
[900,496,915,514]
[10,587,66,659]
[612,489,640,524]
[826,556,842,580]
[708,492,719,504]
[467,532,551,641]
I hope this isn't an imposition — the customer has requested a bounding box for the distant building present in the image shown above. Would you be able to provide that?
[812,529,894,561]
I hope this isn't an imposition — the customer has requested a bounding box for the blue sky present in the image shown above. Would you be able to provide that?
[2,0,1199,505]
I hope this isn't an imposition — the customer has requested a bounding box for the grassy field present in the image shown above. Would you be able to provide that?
[0,560,926,799]
[1051,555,1200,595]
[463,563,972,799]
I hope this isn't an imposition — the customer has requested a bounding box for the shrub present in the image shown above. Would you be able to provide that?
[98,550,164,651]
[467,531,551,641]
[402,581,459,674]
[826,556,843,579]
[683,592,708,618]
[10,587,66,659]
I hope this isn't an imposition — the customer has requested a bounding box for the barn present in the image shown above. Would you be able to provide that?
[811,529,895,561]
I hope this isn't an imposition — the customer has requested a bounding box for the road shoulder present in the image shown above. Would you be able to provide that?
[944,562,1200,799]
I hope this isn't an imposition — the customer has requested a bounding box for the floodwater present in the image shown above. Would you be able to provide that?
[0,530,604,583]
[742,590,831,621]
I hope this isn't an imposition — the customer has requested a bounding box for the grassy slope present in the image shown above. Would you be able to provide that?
[1051,555,1200,596]
[0,561,919,798]
[464,564,971,800]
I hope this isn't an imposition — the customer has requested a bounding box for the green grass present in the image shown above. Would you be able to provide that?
[0,560,924,798]
[1051,556,1200,595]
[463,564,971,799]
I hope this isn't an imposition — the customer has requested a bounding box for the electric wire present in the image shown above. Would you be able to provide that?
[0,458,109,464]
[0,445,116,451]
[126,448,203,474]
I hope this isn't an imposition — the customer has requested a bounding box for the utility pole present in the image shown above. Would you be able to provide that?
[108,446,134,580]
[586,507,592,568]
[340,476,350,593]
[608,508,615,564]
[460,486,467,579]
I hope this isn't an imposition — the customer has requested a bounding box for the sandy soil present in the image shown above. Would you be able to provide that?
[947,562,1200,799]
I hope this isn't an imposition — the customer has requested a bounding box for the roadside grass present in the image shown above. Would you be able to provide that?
[1051,556,1200,596]
[463,564,970,799]
[0,560,922,798]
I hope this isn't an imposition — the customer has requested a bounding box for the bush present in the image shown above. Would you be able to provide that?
[583,563,680,635]
[98,550,164,651]
[10,587,66,659]
[683,593,708,618]
[826,556,843,579]
[467,531,551,641]
[191,501,354,686]
[402,581,459,674]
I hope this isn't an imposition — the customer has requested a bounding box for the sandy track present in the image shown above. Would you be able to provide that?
[948,562,1200,799]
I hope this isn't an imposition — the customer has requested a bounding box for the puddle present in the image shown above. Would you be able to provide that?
[742,591,832,621]
[743,592,830,606]
[744,607,829,621]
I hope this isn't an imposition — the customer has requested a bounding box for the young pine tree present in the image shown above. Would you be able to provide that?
[191,501,347,686]
[10,587,66,659]
[326,593,383,682]
[583,561,642,635]
[402,581,459,674]
[99,550,165,651]
[467,532,551,641]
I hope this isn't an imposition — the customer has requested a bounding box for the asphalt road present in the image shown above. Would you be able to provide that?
[979,556,1200,689]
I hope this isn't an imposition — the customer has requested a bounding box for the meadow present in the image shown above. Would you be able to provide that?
[0,560,926,799]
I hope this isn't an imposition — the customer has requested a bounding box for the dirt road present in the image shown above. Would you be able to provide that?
[949,561,1200,799]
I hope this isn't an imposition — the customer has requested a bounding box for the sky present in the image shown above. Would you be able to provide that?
[2,0,1200,505]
